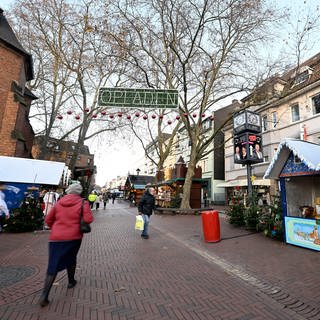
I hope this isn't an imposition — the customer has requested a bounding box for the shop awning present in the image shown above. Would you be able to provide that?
[264,138,320,179]
[216,178,271,188]
[0,156,66,185]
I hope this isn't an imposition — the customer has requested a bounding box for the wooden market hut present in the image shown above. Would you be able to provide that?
[124,174,155,205]
[155,156,204,209]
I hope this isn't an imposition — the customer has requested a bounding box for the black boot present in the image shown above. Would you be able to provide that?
[67,265,77,289]
[39,274,56,307]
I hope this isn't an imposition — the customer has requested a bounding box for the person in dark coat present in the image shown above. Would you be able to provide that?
[39,183,94,307]
[138,187,155,239]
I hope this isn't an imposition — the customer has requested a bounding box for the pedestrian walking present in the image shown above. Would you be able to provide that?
[39,183,94,307]
[111,193,116,204]
[88,192,97,209]
[95,194,102,210]
[103,193,109,209]
[138,187,155,239]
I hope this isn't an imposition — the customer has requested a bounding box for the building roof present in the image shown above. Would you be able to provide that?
[264,139,320,179]
[0,8,34,80]
[126,175,154,189]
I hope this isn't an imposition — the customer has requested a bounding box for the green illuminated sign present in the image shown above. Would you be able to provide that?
[98,88,178,109]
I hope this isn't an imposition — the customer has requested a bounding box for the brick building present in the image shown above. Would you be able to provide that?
[32,136,96,183]
[0,8,36,158]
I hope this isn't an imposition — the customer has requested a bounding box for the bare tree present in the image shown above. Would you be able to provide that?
[107,0,282,208]
[9,0,128,174]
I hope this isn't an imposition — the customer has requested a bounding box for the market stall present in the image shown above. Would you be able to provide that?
[124,174,154,205]
[264,139,320,251]
[0,156,68,210]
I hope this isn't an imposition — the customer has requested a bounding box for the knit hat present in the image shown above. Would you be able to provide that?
[66,183,83,195]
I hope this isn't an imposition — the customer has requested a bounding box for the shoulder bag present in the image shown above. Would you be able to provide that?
[80,199,91,233]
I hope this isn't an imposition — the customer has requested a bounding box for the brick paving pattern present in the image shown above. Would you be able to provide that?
[0,201,319,320]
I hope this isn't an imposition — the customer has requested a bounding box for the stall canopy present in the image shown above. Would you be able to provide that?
[216,178,271,188]
[264,139,320,179]
[0,156,66,185]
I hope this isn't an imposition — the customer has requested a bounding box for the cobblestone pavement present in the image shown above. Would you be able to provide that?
[0,201,319,320]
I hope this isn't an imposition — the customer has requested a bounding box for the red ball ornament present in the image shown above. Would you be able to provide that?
[118,112,123,117]
[151,114,157,119]
[143,115,148,120]
[92,114,98,118]
[192,113,197,118]
[159,114,164,119]
[126,115,131,120]
[85,108,90,113]
[67,110,72,115]
[101,110,107,116]
[135,112,140,117]
[167,120,172,125]
[183,113,188,117]
[75,115,81,120]
[176,115,181,120]
[201,113,206,118]
[57,115,63,120]
[109,114,114,119]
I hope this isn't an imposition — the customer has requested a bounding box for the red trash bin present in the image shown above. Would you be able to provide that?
[201,210,220,242]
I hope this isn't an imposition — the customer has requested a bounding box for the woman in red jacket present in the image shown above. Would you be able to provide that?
[39,183,94,307]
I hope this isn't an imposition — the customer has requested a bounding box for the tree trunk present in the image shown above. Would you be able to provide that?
[180,146,197,209]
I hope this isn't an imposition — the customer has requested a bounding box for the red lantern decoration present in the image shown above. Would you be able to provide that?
[109,114,114,119]
[167,120,172,125]
[151,114,157,119]
[67,110,72,115]
[135,112,140,117]
[92,114,98,118]
[126,115,131,120]
[159,114,164,119]
[184,113,188,117]
[192,113,197,118]
[85,108,90,113]
[57,115,63,120]
[201,113,206,118]
[101,110,107,116]
[176,115,181,120]
[75,115,81,120]
[118,112,123,117]
[143,115,148,120]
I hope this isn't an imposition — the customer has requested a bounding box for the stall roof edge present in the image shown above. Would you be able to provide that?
[264,138,320,179]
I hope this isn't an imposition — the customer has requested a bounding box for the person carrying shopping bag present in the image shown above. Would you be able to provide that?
[138,187,155,239]
[39,183,93,307]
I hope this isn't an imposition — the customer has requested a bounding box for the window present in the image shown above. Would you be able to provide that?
[291,104,300,122]
[272,112,277,127]
[262,115,268,131]
[312,93,320,114]
[294,70,309,85]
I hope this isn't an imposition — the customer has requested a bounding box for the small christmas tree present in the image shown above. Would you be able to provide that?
[5,196,44,233]
[226,194,245,226]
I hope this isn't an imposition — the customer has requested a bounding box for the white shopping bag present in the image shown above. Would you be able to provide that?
[135,215,144,231]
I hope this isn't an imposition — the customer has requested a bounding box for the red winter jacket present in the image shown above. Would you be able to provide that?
[45,194,94,241]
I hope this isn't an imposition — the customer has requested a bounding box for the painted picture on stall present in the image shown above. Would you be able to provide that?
[285,217,320,251]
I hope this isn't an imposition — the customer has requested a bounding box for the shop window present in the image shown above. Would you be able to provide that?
[312,93,320,114]
[291,104,300,122]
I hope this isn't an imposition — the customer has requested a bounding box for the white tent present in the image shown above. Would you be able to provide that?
[0,156,67,185]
